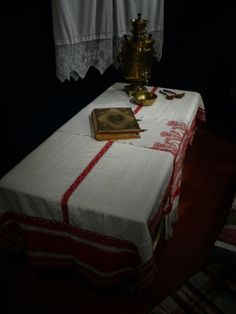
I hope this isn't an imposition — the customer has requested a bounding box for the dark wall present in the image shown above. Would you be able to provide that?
[1,1,236,177]
[1,2,121,177]
[1,2,55,87]
[154,1,236,120]
[1,2,55,176]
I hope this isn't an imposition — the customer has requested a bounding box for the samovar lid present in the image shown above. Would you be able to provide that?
[130,13,147,35]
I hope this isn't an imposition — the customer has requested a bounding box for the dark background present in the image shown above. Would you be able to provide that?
[1,1,236,177]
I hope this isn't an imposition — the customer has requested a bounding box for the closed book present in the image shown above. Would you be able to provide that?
[91,107,143,141]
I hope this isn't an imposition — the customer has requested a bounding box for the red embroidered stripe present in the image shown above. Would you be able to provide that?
[24,232,138,272]
[61,86,159,224]
[197,107,206,122]
[61,140,114,223]
[28,254,137,287]
[3,211,137,250]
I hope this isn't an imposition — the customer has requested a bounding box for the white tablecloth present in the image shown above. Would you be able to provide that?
[0,82,205,288]
[59,82,204,141]
[57,82,205,236]
[0,132,173,262]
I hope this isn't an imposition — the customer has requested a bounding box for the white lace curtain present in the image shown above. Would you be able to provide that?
[51,0,164,81]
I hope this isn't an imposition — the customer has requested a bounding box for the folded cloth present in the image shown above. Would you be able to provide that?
[215,192,236,252]
[150,261,236,314]
[0,225,23,253]
[214,192,236,267]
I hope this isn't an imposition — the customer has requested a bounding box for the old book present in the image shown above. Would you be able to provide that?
[91,107,143,141]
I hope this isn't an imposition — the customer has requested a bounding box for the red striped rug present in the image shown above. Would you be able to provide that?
[151,261,236,314]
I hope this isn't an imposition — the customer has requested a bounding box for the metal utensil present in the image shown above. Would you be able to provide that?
[159,90,175,99]
[163,89,185,98]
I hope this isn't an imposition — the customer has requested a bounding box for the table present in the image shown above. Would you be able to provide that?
[0,83,205,290]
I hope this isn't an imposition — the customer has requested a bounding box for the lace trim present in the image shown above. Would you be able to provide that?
[55,31,164,81]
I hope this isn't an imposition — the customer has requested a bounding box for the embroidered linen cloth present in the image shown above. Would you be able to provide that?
[58,82,205,235]
[215,192,236,253]
[51,0,164,81]
[0,133,173,263]
[0,82,205,288]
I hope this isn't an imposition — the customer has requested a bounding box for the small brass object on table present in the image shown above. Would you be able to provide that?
[133,90,157,106]
[118,13,157,105]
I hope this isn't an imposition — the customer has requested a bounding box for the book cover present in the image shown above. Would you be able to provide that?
[91,107,142,141]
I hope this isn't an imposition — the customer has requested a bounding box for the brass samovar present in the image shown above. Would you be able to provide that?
[119,14,157,105]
